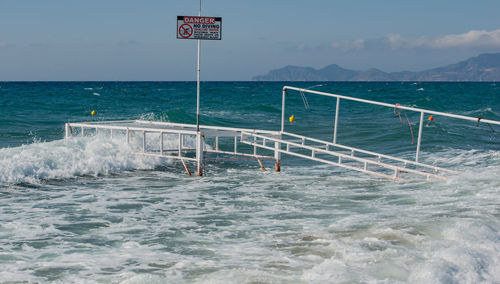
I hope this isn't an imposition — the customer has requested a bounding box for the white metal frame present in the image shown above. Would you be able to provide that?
[65,120,281,176]
[63,86,499,180]
[240,131,448,180]
[282,86,500,163]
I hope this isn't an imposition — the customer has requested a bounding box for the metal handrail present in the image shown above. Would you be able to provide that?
[282,86,500,163]
[240,131,446,180]
[281,131,456,174]
[134,120,281,136]
[68,122,198,135]
[283,86,500,125]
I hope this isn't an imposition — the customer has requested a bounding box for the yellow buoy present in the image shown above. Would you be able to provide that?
[289,115,295,123]
[91,110,96,116]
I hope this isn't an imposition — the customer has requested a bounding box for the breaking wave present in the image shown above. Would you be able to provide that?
[0,135,164,185]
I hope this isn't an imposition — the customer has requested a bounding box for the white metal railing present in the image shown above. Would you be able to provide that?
[62,87,497,180]
[65,121,280,176]
[134,120,280,136]
[281,131,455,174]
[240,131,447,180]
[283,86,500,163]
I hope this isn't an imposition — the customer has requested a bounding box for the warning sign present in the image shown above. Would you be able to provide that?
[177,16,222,40]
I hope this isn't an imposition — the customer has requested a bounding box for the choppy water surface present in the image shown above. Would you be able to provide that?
[0,82,499,283]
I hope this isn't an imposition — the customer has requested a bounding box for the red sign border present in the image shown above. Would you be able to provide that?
[176,16,222,40]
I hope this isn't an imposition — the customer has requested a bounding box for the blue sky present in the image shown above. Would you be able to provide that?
[1,0,500,80]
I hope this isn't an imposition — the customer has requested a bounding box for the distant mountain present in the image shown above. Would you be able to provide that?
[252,53,500,81]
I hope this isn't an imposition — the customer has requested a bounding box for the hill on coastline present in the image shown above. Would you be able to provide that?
[252,53,500,81]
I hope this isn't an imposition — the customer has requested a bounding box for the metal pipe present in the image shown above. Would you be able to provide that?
[69,123,199,135]
[284,86,500,126]
[253,135,257,155]
[137,152,196,161]
[281,131,454,173]
[242,131,446,180]
[281,88,286,132]
[416,112,424,163]
[134,120,279,135]
[196,0,201,132]
[234,136,238,153]
[196,132,204,176]
[160,132,164,156]
[333,97,340,144]
[65,123,69,138]
[142,131,146,153]
[274,140,281,172]
[178,133,182,157]
[181,158,192,176]
[257,159,266,172]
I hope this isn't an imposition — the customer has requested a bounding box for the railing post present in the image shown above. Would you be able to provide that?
[281,88,286,133]
[253,135,257,155]
[177,133,181,157]
[196,132,204,176]
[160,132,164,156]
[274,139,281,172]
[333,97,340,144]
[142,131,146,153]
[65,123,69,138]
[181,133,184,151]
[416,112,424,163]
[234,136,238,153]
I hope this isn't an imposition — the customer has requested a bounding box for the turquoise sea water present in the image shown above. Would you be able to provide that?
[0,82,499,283]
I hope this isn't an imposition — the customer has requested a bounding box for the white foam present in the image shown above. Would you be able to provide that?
[0,144,498,282]
[0,135,165,184]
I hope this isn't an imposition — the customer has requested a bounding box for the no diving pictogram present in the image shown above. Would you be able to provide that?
[179,24,193,38]
[177,16,221,40]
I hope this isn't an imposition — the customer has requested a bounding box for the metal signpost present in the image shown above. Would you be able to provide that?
[177,4,222,132]
[177,0,222,175]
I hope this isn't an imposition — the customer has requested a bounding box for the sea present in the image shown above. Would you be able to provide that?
[0,81,498,283]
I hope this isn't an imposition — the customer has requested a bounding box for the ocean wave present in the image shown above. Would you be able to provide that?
[0,135,164,185]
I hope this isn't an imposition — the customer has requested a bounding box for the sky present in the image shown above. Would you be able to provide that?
[1,0,500,81]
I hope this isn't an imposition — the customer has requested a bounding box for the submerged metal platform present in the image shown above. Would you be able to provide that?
[65,120,281,176]
[64,86,500,181]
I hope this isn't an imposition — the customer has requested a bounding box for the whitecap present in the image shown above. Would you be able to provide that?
[0,134,166,185]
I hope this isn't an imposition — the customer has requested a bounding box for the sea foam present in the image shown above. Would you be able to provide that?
[0,135,164,185]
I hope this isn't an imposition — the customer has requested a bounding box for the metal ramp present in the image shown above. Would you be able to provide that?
[240,131,453,180]
[264,86,500,180]
[64,86,500,180]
